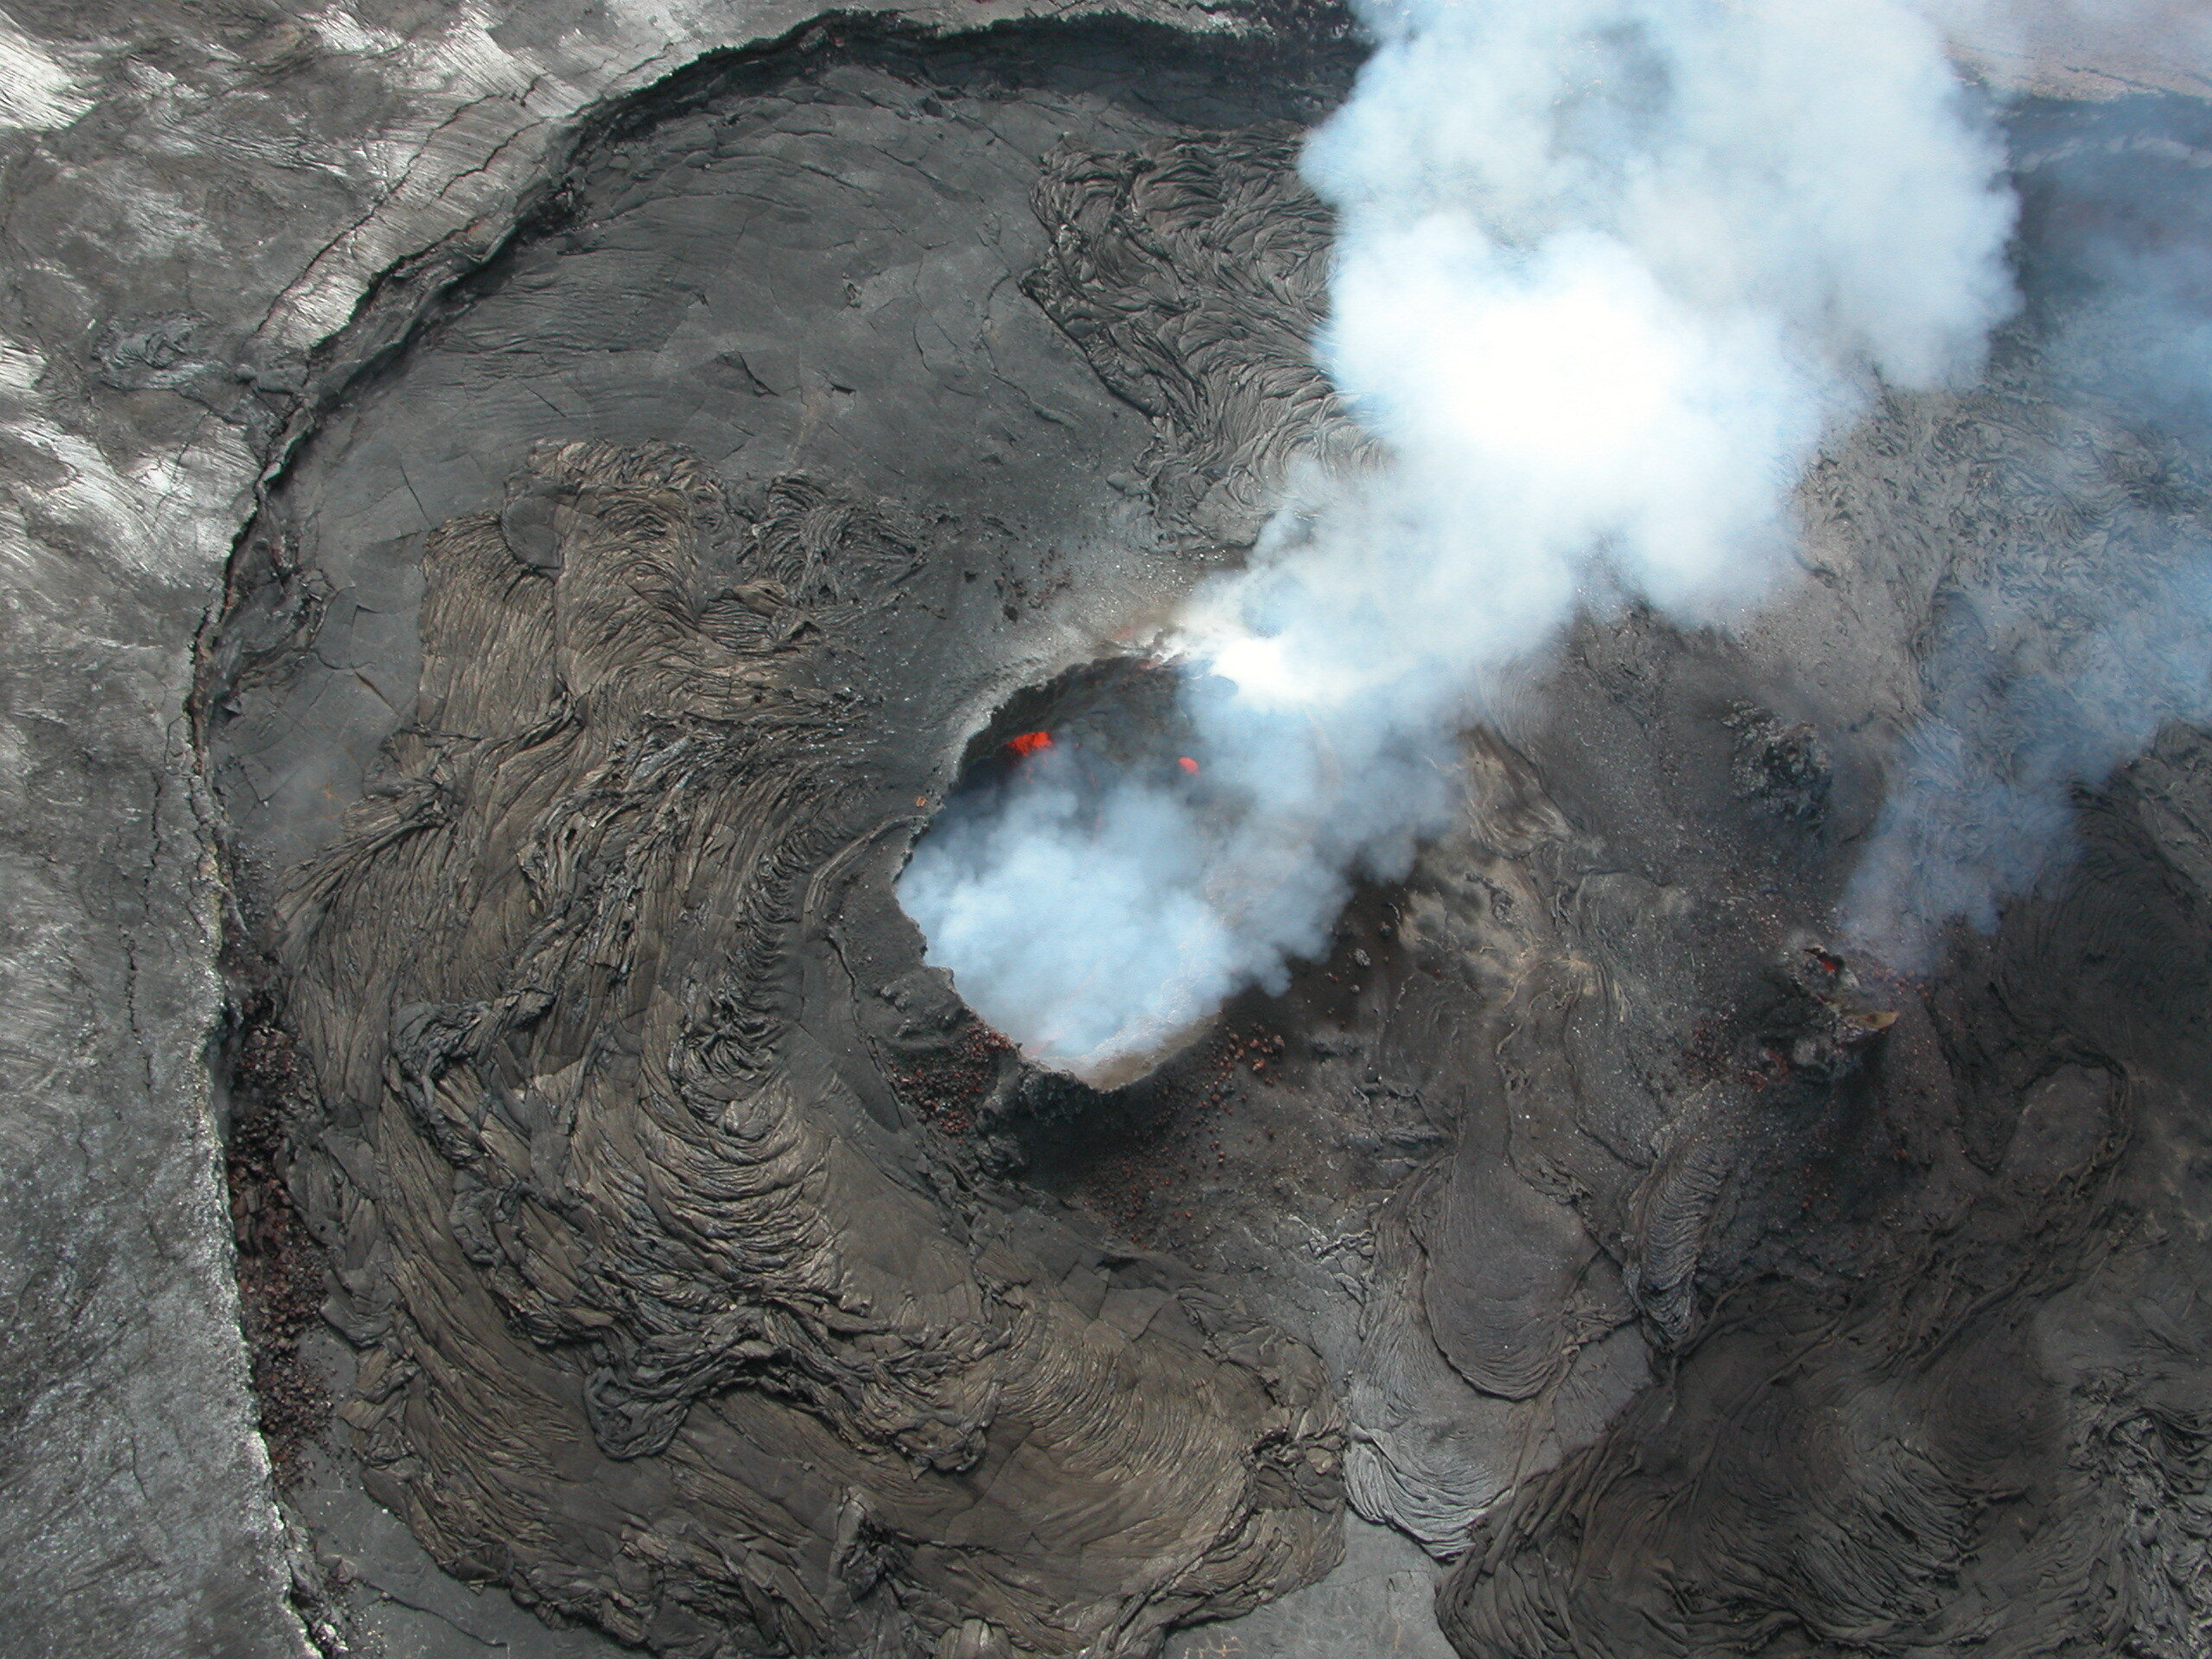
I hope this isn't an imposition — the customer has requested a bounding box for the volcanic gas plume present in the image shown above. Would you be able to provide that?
[899,0,2019,1080]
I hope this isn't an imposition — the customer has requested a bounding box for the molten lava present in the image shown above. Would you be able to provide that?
[1006,730,1054,759]
[1179,756,1200,774]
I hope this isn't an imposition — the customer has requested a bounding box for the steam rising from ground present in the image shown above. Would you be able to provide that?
[901,0,2016,1082]
[1841,103,2212,968]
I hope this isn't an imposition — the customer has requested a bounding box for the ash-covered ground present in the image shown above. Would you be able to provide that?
[195,16,2212,1659]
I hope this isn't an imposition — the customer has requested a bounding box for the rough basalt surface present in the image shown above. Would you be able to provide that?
[263,437,1343,1656]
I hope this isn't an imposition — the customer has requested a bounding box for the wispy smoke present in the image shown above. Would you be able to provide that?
[900,0,2015,1083]
[1840,93,2212,967]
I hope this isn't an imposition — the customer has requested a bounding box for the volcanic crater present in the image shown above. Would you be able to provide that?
[193,14,2212,1659]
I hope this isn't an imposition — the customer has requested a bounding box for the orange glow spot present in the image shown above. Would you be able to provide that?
[1006,731,1053,759]
[1178,756,1200,774]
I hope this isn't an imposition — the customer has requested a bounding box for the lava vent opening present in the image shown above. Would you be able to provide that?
[898,654,1243,1090]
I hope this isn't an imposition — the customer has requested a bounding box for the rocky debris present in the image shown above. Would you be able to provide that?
[224,999,336,1488]
[1726,702,1833,822]
[886,1014,1017,1137]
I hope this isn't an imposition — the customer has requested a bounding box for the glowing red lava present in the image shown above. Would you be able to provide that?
[1178,756,1200,774]
[1006,730,1054,759]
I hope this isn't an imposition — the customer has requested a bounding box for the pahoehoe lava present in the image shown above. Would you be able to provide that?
[192,15,2212,1659]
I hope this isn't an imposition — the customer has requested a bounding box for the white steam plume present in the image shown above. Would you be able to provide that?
[899,0,2015,1084]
